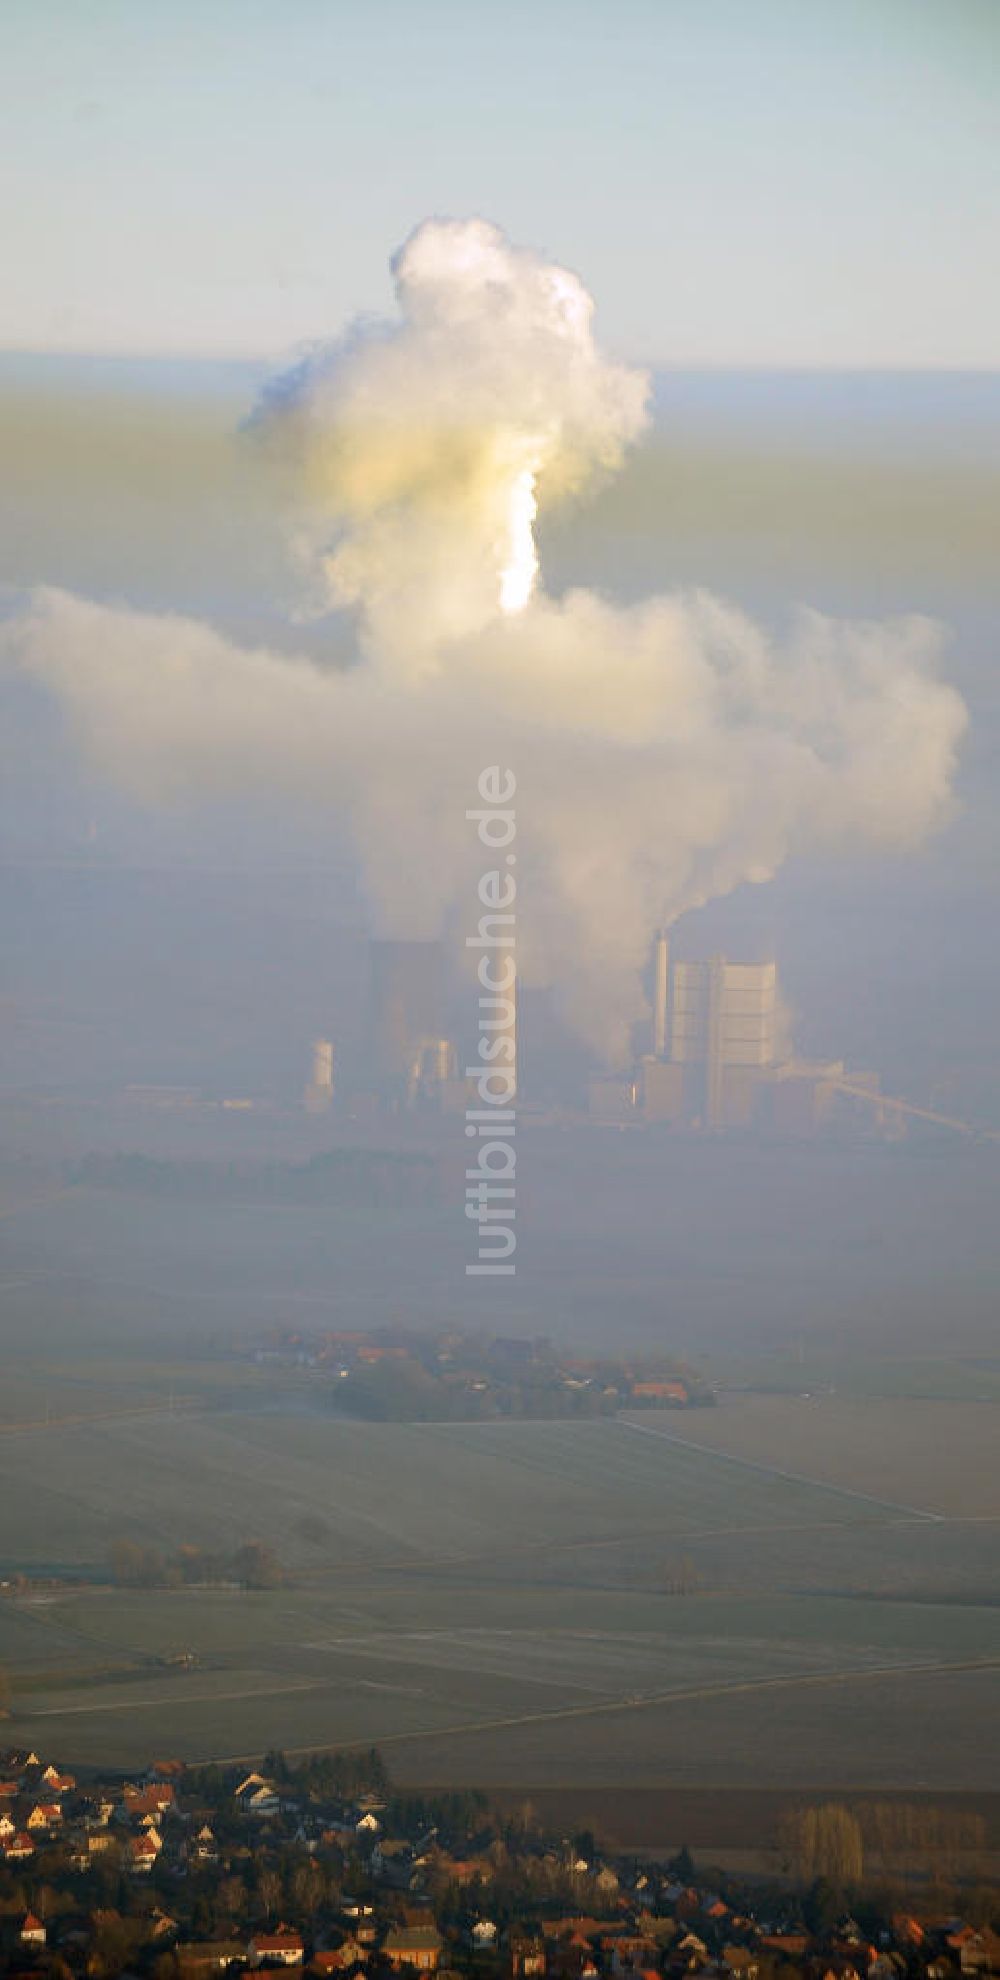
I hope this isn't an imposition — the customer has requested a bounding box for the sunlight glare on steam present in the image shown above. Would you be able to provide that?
[499,467,539,614]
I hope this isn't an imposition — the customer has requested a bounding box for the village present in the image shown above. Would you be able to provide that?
[0,1744,996,1980]
[246,1330,715,1422]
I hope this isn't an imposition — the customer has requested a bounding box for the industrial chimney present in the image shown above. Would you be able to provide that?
[652,930,669,1059]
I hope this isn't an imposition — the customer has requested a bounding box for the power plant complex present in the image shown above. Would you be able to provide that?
[298,932,909,1139]
[589,935,876,1133]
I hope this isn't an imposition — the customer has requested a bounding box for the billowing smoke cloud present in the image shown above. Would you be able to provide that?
[1,220,967,1059]
[253,217,649,656]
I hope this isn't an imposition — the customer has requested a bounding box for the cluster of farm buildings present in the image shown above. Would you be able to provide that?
[249,1329,706,1416]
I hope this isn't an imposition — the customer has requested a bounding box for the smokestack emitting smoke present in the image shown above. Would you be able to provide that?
[1,219,967,1059]
[653,932,670,1060]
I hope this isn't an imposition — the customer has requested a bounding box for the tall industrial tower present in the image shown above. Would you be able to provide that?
[670,956,777,1126]
[368,939,447,1104]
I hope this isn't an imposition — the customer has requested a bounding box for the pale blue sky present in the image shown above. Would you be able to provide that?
[3,0,998,365]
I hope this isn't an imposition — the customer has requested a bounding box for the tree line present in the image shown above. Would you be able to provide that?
[108,1538,284,1590]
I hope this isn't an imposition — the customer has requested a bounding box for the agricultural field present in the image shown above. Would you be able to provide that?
[0,1355,330,1428]
[627,1393,1000,1517]
[0,1401,998,1790]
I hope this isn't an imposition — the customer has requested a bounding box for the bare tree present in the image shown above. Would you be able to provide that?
[780,1803,863,1885]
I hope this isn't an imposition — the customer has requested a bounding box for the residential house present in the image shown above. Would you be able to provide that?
[35,1764,75,1793]
[383,1924,445,1972]
[23,1799,62,1831]
[235,1771,279,1810]
[237,1781,282,1819]
[248,1926,306,1967]
[70,1830,117,1871]
[946,1929,1000,1977]
[509,1928,547,1979]
[123,1780,176,1820]
[127,1828,162,1873]
[310,1940,368,1972]
[311,1935,370,1972]
[84,1829,115,1859]
[3,1830,35,1861]
[190,1822,219,1864]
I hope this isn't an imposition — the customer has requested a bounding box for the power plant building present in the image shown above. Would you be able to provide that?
[305,933,883,1136]
[596,942,782,1129]
[368,939,449,1106]
[670,956,777,1127]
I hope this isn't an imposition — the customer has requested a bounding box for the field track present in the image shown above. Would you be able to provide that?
[204,1653,1000,1768]
[620,1415,946,1521]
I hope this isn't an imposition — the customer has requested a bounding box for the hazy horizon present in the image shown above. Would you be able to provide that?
[1,2,998,1837]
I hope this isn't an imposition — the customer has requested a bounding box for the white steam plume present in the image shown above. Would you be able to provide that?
[252,218,649,660]
[1,220,967,1060]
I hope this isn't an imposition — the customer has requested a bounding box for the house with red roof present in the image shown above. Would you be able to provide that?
[3,1830,35,1861]
[127,1829,162,1873]
[248,1925,306,1966]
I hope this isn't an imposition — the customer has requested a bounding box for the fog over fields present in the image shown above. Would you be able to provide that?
[1,1401,998,1794]
[1,357,998,1819]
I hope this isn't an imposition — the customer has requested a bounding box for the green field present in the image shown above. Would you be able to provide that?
[0,1410,903,1570]
[1,1401,998,1787]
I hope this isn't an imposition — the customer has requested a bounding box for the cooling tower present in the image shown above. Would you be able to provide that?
[368,939,446,1098]
[311,1038,334,1090]
[304,1036,335,1112]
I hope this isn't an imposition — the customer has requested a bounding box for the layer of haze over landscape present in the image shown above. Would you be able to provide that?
[0,0,998,1818]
